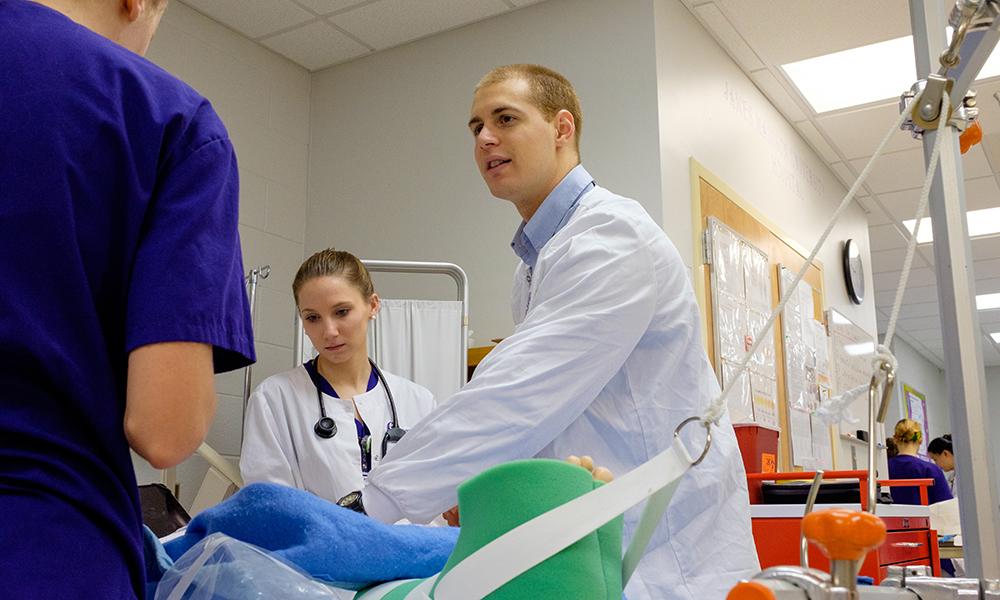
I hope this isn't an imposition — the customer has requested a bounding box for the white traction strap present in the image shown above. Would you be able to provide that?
[431,436,696,600]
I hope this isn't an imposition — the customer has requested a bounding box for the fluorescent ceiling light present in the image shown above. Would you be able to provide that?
[991,332,1000,343]
[978,293,1000,310]
[902,207,1000,243]
[782,29,1000,113]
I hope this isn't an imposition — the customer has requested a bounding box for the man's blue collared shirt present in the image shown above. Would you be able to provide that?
[511,164,595,268]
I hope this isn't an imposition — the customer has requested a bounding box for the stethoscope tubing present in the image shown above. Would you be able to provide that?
[313,357,400,437]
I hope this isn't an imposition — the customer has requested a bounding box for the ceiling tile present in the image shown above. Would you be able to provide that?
[830,162,857,189]
[870,248,904,275]
[261,20,369,71]
[857,195,893,226]
[961,145,994,180]
[976,276,1000,295]
[972,238,1000,263]
[815,102,915,161]
[750,69,807,122]
[980,309,1000,326]
[869,223,908,252]
[875,284,939,306]
[508,0,548,5]
[849,148,925,195]
[694,3,765,72]
[974,257,1000,279]
[873,266,936,292]
[182,0,314,38]
[907,327,942,343]
[294,0,368,15]
[875,187,921,222]
[712,0,911,66]
[897,300,939,320]
[330,0,509,50]
[964,175,1000,211]
[849,145,993,197]
[795,120,840,163]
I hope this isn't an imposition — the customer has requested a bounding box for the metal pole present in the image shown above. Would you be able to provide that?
[240,265,269,449]
[909,0,1000,579]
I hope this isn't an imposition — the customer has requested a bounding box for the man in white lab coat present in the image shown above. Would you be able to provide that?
[358,64,759,599]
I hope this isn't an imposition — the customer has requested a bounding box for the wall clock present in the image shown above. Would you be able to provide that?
[843,239,865,305]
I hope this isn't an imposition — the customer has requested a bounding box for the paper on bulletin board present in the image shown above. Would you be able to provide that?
[714,223,745,300]
[790,407,815,468]
[717,292,747,363]
[811,412,834,470]
[707,218,778,429]
[751,372,779,429]
[743,243,771,312]
[723,359,753,424]
[747,308,776,377]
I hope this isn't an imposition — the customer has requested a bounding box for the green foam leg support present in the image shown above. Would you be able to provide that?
[432,459,623,599]
[354,459,623,600]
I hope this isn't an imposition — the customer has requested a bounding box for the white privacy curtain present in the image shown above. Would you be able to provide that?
[367,299,464,402]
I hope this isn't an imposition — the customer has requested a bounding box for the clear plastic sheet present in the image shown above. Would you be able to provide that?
[712,222,745,300]
[722,359,753,424]
[717,292,747,362]
[750,373,779,430]
[155,534,355,600]
[742,244,771,313]
[746,309,775,376]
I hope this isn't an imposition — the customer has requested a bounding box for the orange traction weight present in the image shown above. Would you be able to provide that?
[727,580,776,600]
[802,508,886,562]
[960,120,983,154]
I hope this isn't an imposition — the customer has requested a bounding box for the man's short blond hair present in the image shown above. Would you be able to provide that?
[475,64,582,153]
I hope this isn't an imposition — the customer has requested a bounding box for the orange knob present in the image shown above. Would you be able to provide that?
[727,581,776,600]
[802,509,886,562]
[960,120,983,154]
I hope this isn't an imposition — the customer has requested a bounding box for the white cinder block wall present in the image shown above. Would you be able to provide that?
[137,2,311,508]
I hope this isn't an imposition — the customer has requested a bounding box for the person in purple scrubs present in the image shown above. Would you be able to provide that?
[0,1,255,598]
[888,418,953,506]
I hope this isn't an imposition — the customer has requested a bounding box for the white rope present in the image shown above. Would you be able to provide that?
[701,91,925,425]
[881,92,949,349]
[812,94,947,426]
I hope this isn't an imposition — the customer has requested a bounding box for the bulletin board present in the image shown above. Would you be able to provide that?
[779,266,834,469]
[706,217,779,429]
[904,384,931,457]
[692,159,827,472]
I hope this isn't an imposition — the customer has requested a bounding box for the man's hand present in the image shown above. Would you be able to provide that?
[440,455,614,527]
[443,505,460,527]
[566,455,614,483]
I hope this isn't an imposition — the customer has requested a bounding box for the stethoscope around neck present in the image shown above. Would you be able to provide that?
[312,357,407,457]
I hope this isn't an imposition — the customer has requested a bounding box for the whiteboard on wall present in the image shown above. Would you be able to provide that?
[826,308,876,427]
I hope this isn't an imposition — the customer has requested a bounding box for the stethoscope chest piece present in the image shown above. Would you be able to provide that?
[312,358,405,450]
[314,416,337,439]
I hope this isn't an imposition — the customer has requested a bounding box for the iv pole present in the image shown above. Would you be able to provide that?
[909,0,1000,579]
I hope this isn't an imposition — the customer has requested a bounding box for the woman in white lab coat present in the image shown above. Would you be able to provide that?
[240,249,435,504]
